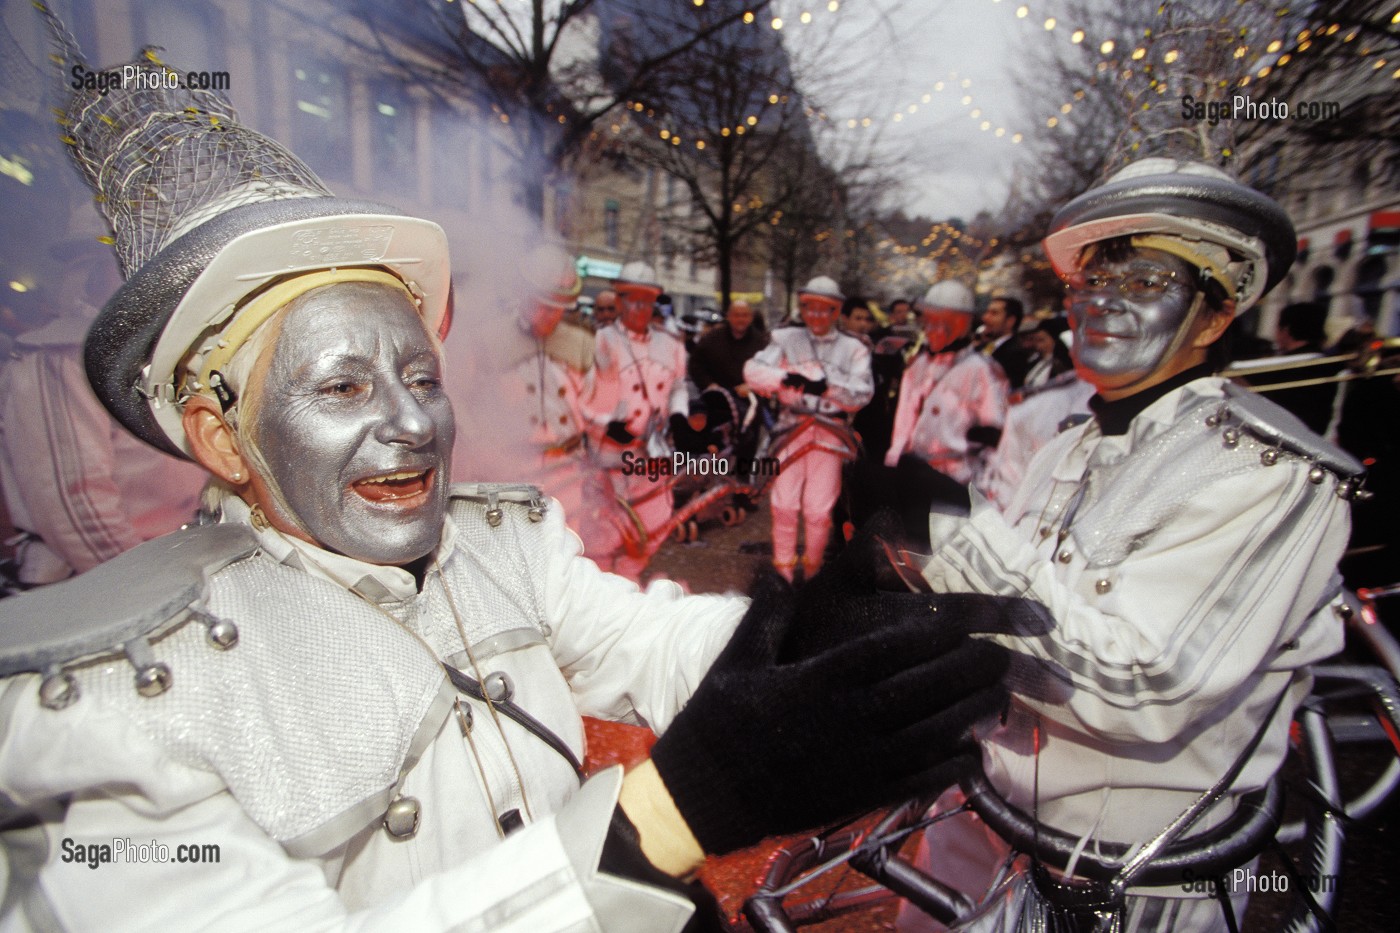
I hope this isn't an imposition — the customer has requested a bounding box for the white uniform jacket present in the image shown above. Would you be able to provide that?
[0,316,205,583]
[743,326,874,429]
[0,487,746,931]
[885,345,1008,484]
[585,324,687,445]
[977,376,1095,508]
[921,377,1352,845]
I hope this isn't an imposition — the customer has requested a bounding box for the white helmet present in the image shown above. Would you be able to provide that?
[521,243,581,303]
[917,280,975,314]
[617,261,660,288]
[1042,157,1296,314]
[799,275,843,300]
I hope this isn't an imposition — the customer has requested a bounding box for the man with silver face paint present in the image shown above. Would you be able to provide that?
[899,159,1365,932]
[224,282,455,568]
[1,41,1015,933]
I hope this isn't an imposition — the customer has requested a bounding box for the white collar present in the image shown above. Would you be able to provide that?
[221,496,457,603]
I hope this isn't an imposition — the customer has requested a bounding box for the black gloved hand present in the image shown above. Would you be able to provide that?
[605,420,636,445]
[650,573,1011,855]
[781,371,809,391]
[788,514,1050,662]
[804,377,829,397]
[669,412,691,438]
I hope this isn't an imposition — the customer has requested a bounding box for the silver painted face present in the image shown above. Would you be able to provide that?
[1066,248,1200,391]
[252,283,455,565]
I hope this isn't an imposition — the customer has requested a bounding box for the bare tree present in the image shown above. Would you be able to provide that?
[619,3,813,316]
[338,0,776,216]
[1010,0,1398,189]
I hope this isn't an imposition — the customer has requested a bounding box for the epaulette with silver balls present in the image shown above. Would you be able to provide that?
[1210,382,1368,500]
[450,483,550,526]
[0,524,257,710]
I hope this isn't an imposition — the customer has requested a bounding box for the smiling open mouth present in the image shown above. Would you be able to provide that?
[352,469,433,504]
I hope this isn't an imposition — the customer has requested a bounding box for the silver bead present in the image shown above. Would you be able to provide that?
[527,506,545,523]
[1095,579,1112,595]
[134,663,173,697]
[1039,527,1053,539]
[206,618,239,650]
[1334,602,1354,622]
[1205,413,1220,427]
[455,698,474,736]
[1221,427,1240,448]
[1336,477,1361,500]
[484,671,514,703]
[1307,465,1326,484]
[39,671,80,710]
[383,796,421,839]
[485,508,504,527]
[1057,549,1072,563]
[1260,448,1280,466]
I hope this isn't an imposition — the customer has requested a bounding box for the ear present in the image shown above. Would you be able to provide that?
[182,396,252,487]
[1191,300,1235,350]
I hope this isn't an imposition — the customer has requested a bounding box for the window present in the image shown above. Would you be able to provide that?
[372,80,415,198]
[291,59,351,183]
[135,1,222,71]
[432,107,473,209]
[605,199,620,251]
[553,179,573,237]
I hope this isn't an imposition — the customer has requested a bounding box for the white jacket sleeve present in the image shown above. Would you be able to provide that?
[2,349,144,572]
[823,341,873,413]
[0,679,691,933]
[970,358,1009,431]
[540,505,746,733]
[921,463,1349,745]
[885,359,929,467]
[742,338,791,397]
[666,341,689,418]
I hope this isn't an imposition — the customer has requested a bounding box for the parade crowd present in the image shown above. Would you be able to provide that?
[1,32,1394,933]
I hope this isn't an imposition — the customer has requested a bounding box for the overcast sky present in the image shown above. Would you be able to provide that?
[777,0,1035,220]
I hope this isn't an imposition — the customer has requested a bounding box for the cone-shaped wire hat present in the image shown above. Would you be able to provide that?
[37,2,451,458]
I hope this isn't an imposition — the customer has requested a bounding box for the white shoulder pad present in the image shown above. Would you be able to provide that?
[0,523,257,677]
[449,483,551,525]
[1220,382,1364,478]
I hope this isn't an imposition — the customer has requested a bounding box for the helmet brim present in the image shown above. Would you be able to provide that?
[86,197,450,458]
[1043,171,1296,310]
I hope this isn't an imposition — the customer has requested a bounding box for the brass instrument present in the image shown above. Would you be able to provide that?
[1220,336,1400,392]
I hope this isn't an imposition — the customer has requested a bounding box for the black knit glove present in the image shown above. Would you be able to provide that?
[650,573,1010,855]
[781,371,809,390]
[605,420,635,445]
[804,377,829,397]
[788,515,1051,661]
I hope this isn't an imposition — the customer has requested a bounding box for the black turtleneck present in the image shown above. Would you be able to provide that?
[1088,363,1213,437]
